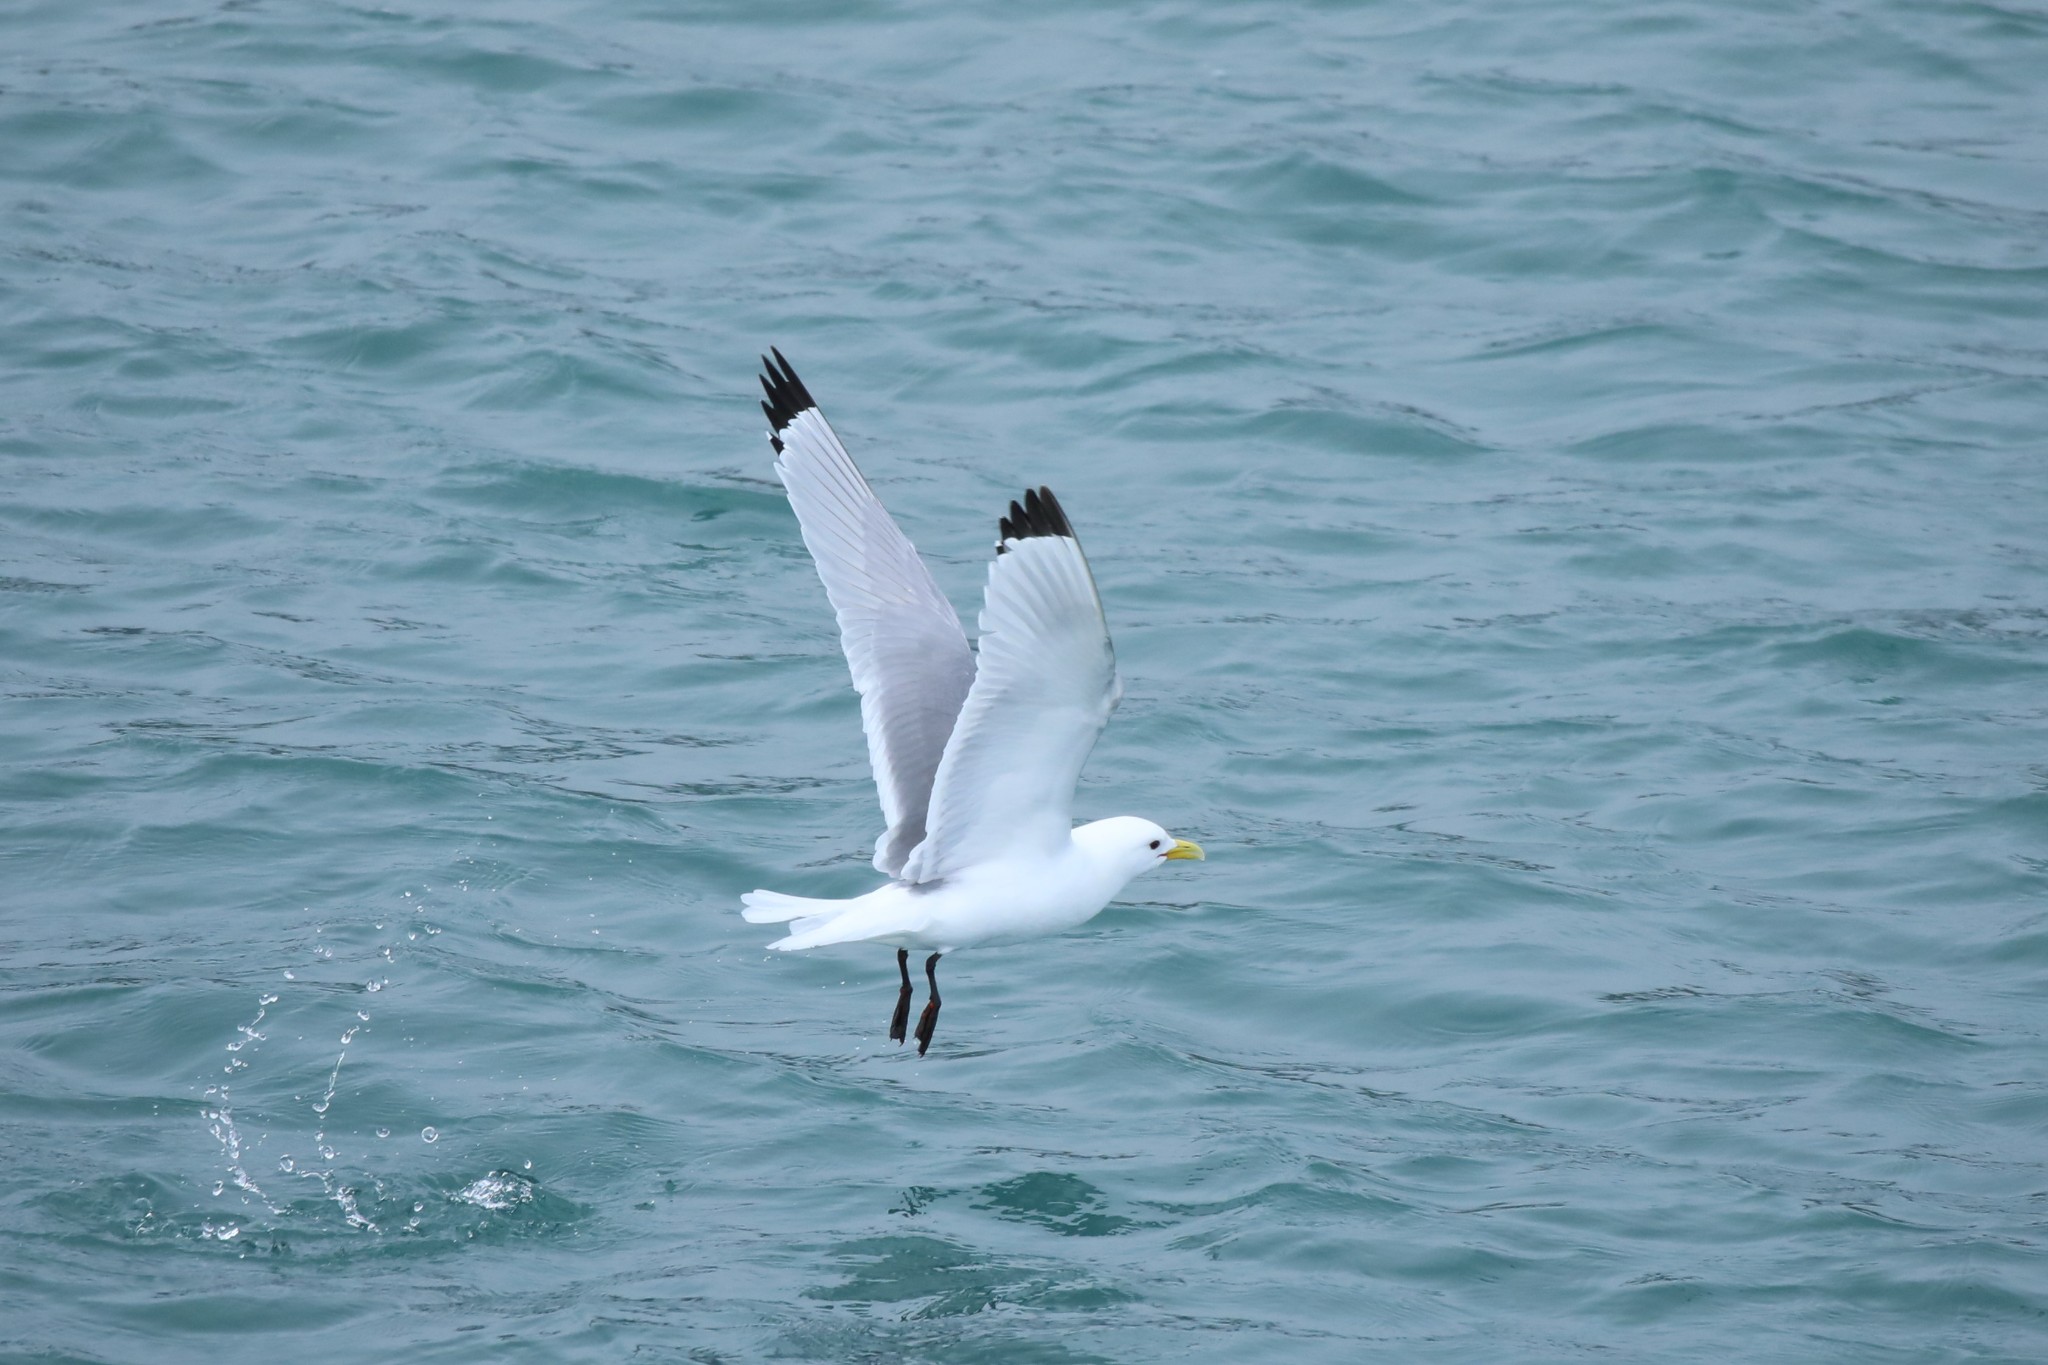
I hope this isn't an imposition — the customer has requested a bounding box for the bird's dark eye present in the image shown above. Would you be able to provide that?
[1149,839,1161,850]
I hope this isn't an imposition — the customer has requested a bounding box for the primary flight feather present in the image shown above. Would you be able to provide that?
[742,350,1203,1055]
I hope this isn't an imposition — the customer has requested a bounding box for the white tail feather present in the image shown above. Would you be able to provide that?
[740,889,850,924]
[739,882,915,952]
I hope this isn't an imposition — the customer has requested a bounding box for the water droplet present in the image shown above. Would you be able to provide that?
[376,1127,391,1138]
[421,1126,439,1143]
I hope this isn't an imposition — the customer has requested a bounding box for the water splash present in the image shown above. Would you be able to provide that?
[272,1158,380,1232]
[202,992,282,1211]
[310,1011,361,1118]
[205,970,400,1237]
[453,1171,536,1211]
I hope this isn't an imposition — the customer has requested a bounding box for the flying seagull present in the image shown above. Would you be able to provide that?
[741,349,1204,1055]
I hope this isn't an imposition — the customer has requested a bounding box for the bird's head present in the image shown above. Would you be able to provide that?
[1075,816,1205,882]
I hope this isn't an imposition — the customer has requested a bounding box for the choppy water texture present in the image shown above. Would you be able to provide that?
[4,1,2046,1360]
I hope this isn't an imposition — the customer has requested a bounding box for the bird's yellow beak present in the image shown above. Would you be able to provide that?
[1164,838,1205,861]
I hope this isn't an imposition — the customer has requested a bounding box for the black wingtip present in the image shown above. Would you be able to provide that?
[758,348,818,454]
[996,485,1075,553]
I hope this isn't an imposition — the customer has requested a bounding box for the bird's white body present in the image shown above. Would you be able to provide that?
[744,815,1181,954]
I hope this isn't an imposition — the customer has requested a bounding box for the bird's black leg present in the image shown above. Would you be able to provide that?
[914,952,943,1056]
[889,948,913,1044]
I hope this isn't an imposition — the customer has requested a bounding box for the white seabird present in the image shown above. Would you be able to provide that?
[741,349,1204,1055]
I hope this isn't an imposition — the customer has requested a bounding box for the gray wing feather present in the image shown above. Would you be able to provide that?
[761,352,974,877]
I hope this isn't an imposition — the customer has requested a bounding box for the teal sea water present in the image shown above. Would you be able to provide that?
[4,1,2046,1360]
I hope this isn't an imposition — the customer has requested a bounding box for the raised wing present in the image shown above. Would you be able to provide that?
[899,487,1122,884]
[760,349,976,877]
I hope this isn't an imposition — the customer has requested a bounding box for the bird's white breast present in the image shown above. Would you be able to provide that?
[904,837,1134,951]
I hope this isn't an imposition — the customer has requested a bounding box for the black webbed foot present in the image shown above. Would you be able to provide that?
[889,948,913,1044]
[914,952,942,1056]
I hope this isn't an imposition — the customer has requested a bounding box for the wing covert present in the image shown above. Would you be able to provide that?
[761,349,975,877]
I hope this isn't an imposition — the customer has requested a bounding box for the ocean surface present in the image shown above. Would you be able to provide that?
[4,1,2046,1360]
